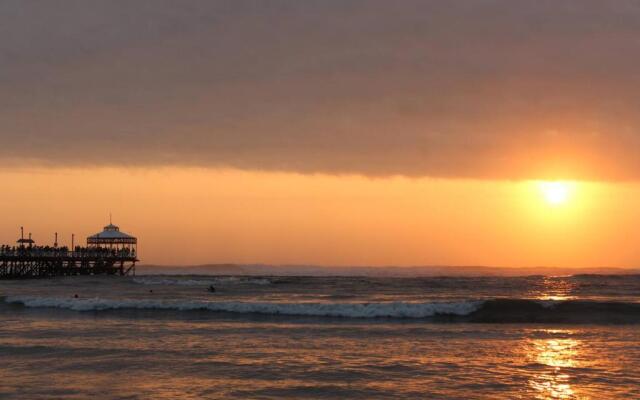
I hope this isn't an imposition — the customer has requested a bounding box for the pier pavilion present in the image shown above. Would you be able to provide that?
[0,222,138,279]
[87,222,138,255]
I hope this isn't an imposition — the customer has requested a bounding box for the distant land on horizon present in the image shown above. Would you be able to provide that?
[137,264,640,277]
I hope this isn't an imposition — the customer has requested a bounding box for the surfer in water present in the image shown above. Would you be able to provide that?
[208,285,216,293]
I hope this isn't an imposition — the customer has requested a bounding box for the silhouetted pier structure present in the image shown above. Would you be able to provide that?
[0,222,138,279]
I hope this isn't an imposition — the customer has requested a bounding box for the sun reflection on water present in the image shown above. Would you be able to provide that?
[526,330,586,400]
[533,277,577,301]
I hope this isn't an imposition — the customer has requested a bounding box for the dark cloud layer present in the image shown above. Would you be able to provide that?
[2,0,640,179]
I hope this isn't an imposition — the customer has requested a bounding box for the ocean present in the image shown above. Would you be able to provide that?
[1,274,639,399]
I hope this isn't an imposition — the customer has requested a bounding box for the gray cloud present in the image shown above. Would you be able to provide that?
[2,0,640,179]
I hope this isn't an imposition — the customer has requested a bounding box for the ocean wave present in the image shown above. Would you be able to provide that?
[3,296,480,318]
[467,299,640,323]
[132,277,272,286]
[3,297,639,323]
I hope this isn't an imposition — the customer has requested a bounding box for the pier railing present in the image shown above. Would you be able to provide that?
[0,247,136,259]
[0,246,138,279]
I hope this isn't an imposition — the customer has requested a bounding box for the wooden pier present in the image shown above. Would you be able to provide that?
[0,222,138,280]
[0,251,137,279]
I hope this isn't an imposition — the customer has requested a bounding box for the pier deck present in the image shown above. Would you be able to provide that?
[0,252,137,279]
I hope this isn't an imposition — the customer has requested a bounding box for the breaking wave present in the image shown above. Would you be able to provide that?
[3,296,480,318]
[132,277,272,286]
[3,297,640,323]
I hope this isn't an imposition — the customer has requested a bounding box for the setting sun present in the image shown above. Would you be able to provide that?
[539,181,573,205]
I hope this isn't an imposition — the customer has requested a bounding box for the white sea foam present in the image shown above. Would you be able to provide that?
[132,277,271,286]
[3,296,482,318]
[535,299,562,309]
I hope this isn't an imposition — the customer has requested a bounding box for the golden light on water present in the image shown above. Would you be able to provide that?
[529,339,579,399]
[535,277,576,301]
[527,332,582,400]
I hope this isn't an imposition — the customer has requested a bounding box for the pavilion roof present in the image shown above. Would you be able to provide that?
[87,223,137,243]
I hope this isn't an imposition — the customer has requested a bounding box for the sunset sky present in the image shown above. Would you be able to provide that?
[2,1,640,267]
